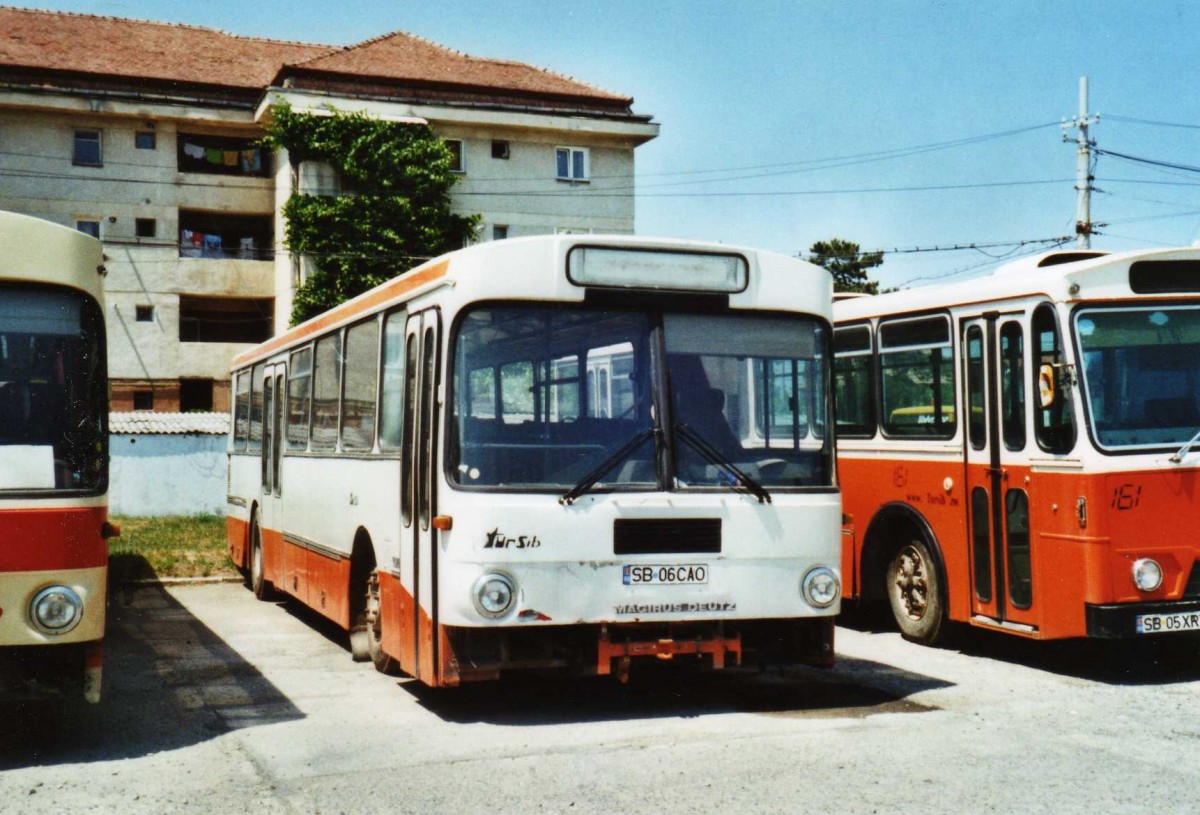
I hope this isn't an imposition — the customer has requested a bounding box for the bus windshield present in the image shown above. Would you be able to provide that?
[449,305,831,491]
[1075,305,1200,451]
[0,284,106,491]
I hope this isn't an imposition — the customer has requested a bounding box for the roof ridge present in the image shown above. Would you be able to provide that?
[0,5,338,50]
[287,28,627,100]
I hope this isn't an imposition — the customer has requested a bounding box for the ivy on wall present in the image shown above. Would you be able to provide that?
[262,103,480,325]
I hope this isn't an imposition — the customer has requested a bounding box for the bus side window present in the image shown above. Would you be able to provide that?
[342,319,380,452]
[248,363,265,452]
[286,346,312,451]
[233,369,251,450]
[1032,304,1076,453]
[878,316,955,439]
[379,309,406,451]
[833,325,874,437]
[1000,321,1026,451]
[311,333,342,452]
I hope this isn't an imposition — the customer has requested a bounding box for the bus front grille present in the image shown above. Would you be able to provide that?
[613,518,721,555]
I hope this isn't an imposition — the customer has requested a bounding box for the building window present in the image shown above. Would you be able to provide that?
[445,139,465,173]
[491,140,510,160]
[179,296,273,344]
[133,391,153,411]
[76,220,100,238]
[492,224,509,241]
[555,146,588,181]
[180,379,214,412]
[135,305,155,322]
[136,218,156,238]
[135,131,156,150]
[73,129,102,166]
[179,211,273,260]
[177,133,266,177]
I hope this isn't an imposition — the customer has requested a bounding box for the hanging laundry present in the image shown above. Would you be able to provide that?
[182,142,206,160]
[205,147,222,164]
[223,150,239,167]
[240,149,262,174]
[202,233,223,258]
[180,229,202,258]
[238,237,257,259]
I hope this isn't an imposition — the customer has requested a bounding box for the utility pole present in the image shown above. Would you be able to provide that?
[1063,76,1100,249]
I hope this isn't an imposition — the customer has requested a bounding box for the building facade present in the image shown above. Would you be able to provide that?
[0,8,658,411]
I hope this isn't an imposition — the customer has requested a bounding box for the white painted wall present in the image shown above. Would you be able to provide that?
[109,433,228,516]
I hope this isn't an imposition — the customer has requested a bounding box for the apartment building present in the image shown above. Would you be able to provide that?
[0,7,658,411]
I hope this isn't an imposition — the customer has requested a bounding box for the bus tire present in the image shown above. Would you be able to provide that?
[886,537,945,645]
[249,515,276,601]
[364,571,398,675]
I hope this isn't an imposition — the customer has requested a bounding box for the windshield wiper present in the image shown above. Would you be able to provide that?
[675,423,772,504]
[1170,427,1200,464]
[560,426,658,505]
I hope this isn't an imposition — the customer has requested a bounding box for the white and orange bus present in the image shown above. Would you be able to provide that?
[835,248,1200,644]
[227,235,841,687]
[0,212,111,703]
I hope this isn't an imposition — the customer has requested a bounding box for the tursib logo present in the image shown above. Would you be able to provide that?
[484,528,542,549]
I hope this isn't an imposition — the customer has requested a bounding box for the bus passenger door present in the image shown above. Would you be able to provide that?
[962,313,1037,631]
[962,318,1001,622]
[401,309,441,684]
[260,365,288,594]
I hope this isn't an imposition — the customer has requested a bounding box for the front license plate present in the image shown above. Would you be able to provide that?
[1136,611,1200,635]
[622,564,708,586]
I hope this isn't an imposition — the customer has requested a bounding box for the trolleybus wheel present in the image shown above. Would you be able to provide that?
[250,516,275,601]
[364,571,398,675]
[886,538,945,645]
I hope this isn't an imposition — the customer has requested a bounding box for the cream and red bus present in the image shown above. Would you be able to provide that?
[0,212,110,703]
[835,248,1200,644]
[226,235,841,686]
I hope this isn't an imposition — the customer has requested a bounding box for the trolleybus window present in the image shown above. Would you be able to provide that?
[666,313,831,489]
[965,325,986,450]
[833,325,874,438]
[379,310,406,450]
[286,346,312,451]
[1074,305,1200,450]
[450,306,832,491]
[248,363,265,452]
[233,368,250,450]
[450,306,654,489]
[1000,321,1026,451]
[342,319,380,452]
[0,284,105,491]
[878,315,955,438]
[311,333,342,451]
[1032,304,1075,453]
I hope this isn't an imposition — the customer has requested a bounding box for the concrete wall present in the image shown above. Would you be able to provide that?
[109,433,227,516]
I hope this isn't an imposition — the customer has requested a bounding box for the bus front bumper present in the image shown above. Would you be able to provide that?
[1085,599,1200,639]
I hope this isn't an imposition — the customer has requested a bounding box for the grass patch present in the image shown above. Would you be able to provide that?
[108,514,239,583]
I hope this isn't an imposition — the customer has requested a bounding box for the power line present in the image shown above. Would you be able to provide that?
[1095,147,1200,175]
[1106,114,1200,131]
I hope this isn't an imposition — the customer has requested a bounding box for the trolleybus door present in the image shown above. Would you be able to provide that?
[961,313,1037,631]
[260,363,287,588]
[401,309,441,684]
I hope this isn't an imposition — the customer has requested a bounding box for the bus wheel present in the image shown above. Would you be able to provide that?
[886,538,945,645]
[363,571,398,675]
[249,517,275,601]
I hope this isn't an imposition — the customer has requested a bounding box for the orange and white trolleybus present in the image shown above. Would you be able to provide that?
[227,235,841,686]
[0,212,110,703]
[835,248,1200,644]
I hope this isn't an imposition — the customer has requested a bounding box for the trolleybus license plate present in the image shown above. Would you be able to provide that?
[623,564,708,586]
[1136,612,1200,634]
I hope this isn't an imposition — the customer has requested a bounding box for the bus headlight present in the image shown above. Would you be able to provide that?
[29,586,83,635]
[473,573,516,618]
[1132,559,1163,592]
[802,567,840,608]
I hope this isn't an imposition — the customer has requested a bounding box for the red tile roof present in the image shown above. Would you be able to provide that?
[0,6,633,108]
[286,31,630,104]
[0,6,335,89]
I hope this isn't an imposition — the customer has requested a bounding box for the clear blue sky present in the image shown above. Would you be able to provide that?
[12,0,1200,288]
